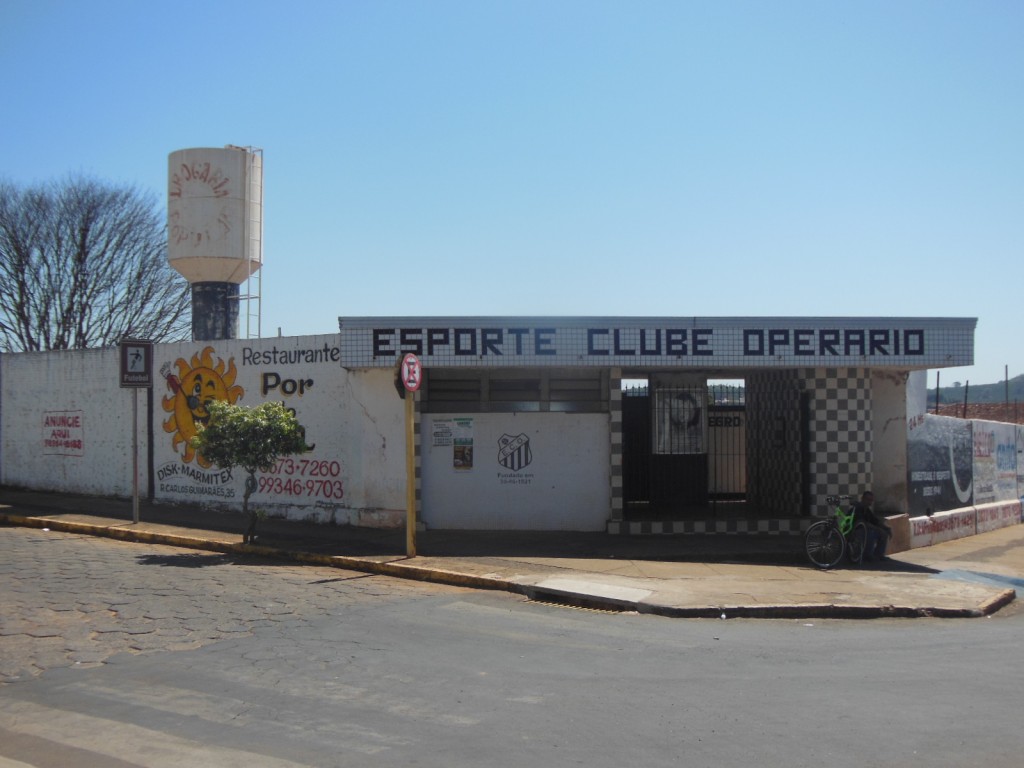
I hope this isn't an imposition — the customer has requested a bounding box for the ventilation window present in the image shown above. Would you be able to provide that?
[421,369,608,413]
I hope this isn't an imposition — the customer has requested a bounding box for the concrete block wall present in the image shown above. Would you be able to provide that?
[1,347,145,497]
[2,336,409,528]
[155,336,408,526]
[909,500,1022,549]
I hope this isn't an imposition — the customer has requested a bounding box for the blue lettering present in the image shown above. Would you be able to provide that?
[535,328,556,356]
[373,329,395,357]
[869,329,889,356]
[768,329,789,356]
[427,328,450,355]
[613,329,636,356]
[743,330,764,355]
[508,328,529,354]
[819,330,840,355]
[996,443,1017,471]
[844,330,865,356]
[905,329,924,355]
[693,329,713,356]
[481,328,503,355]
[454,329,477,355]
[588,329,610,355]
[640,329,661,356]
[666,329,688,355]
[400,328,423,355]
[794,329,815,355]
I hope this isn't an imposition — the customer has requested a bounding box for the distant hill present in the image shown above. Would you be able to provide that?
[931,374,1024,424]
[934,374,1024,405]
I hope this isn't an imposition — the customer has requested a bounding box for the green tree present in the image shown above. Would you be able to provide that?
[0,175,190,351]
[190,401,309,543]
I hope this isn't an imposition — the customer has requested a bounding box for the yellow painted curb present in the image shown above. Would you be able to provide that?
[0,511,519,595]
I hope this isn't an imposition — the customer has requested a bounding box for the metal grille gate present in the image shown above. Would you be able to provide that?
[622,383,746,519]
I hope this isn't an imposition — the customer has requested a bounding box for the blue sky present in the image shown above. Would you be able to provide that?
[2,0,1020,386]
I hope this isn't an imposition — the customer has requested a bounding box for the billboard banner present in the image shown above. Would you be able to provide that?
[907,414,974,517]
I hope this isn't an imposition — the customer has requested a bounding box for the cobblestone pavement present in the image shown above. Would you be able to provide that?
[5,526,1024,767]
[0,527,471,685]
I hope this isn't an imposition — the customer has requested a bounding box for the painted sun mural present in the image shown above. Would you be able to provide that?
[161,347,244,466]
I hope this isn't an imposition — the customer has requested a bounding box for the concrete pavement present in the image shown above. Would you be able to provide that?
[2,488,1021,619]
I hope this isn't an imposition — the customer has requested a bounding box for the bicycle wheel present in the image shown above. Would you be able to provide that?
[846,522,868,565]
[805,520,845,569]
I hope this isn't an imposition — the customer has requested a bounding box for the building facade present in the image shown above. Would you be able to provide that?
[5,315,1019,541]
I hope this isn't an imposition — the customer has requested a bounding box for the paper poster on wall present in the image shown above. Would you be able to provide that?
[653,388,705,454]
[432,419,454,447]
[453,418,473,471]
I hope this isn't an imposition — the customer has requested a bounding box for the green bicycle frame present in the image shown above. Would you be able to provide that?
[835,504,855,536]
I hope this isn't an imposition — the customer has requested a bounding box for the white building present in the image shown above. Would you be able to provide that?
[7,314,1020,547]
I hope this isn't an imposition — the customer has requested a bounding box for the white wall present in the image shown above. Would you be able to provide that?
[1019,424,1024,507]
[2,336,409,528]
[872,370,910,513]
[906,370,929,419]
[1,347,146,496]
[970,420,1019,506]
[153,336,406,526]
[421,412,610,530]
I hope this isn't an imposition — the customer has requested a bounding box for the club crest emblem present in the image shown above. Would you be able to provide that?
[497,433,532,471]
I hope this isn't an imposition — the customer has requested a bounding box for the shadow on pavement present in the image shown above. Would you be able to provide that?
[135,552,243,568]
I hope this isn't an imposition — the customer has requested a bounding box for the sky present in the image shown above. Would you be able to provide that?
[1,0,1020,386]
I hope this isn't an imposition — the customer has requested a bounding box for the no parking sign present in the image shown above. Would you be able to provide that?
[400,353,422,392]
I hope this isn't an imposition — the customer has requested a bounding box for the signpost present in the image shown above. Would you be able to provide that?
[119,339,153,524]
[400,353,422,556]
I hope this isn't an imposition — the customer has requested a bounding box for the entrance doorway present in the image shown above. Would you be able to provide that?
[622,378,746,520]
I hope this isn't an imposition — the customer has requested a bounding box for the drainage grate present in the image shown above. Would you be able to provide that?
[527,593,636,614]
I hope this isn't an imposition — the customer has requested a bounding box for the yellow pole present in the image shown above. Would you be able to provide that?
[132,387,140,524]
[405,392,416,557]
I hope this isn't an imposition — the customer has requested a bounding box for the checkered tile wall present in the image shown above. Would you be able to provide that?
[609,368,623,521]
[746,368,873,518]
[804,368,872,514]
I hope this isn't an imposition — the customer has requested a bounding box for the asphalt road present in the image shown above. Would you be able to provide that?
[2,527,1023,768]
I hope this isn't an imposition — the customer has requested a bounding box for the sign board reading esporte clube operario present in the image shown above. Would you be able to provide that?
[339,317,975,369]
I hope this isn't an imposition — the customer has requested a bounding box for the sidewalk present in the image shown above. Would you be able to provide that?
[2,488,1021,619]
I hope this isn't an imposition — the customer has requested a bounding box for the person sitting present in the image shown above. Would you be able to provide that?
[852,491,891,561]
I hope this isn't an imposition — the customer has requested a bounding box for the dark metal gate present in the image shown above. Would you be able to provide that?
[622,384,746,519]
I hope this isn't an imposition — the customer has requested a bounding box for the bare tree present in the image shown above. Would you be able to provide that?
[0,176,190,351]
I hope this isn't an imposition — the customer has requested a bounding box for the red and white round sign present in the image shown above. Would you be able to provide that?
[400,353,423,392]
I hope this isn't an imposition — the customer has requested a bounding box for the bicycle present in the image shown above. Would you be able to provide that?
[804,495,869,569]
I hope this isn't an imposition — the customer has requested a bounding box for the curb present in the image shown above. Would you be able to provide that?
[1,511,1014,620]
[0,511,523,595]
[523,583,1016,620]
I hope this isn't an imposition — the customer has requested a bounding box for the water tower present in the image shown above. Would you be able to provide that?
[167,146,263,340]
